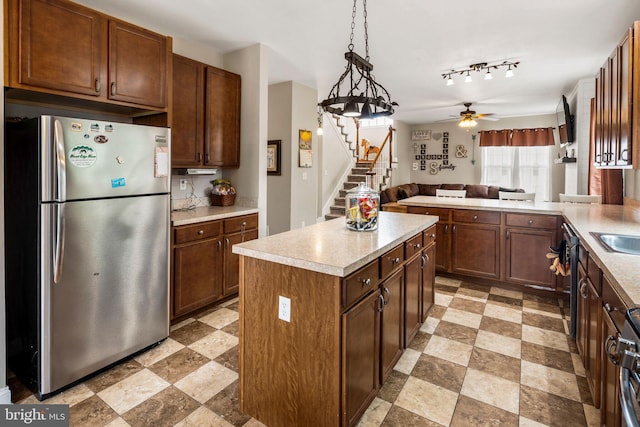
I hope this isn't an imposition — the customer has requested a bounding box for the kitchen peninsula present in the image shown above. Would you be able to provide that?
[233,212,438,427]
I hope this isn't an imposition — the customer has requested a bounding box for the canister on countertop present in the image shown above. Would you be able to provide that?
[345,173,379,231]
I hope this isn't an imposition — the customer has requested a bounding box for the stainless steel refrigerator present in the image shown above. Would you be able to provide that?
[5,115,170,400]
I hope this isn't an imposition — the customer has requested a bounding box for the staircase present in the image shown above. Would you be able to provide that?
[324,162,373,220]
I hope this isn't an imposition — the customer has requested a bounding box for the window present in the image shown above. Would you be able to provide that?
[481,146,552,201]
[359,117,393,128]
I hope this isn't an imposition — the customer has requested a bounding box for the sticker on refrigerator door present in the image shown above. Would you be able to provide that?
[70,122,82,131]
[68,145,97,167]
[111,177,126,188]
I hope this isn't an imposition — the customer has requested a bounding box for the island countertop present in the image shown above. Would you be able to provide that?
[232,211,438,277]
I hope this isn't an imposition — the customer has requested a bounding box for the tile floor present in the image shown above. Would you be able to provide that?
[9,276,599,426]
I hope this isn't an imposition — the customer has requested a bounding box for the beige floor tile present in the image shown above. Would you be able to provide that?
[199,308,239,329]
[42,383,95,407]
[571,353,586,377]
[435,293,453,307]
[242,420,268,427]
[394,348,422,375]
[104,417,131,427]
[455,288,489,303]
[474,330,521,359]
[519,416,549,426]
[395,376,459,426]
[490,287,523,300]
[441,307,482,329]
[220,297,239,307]
[521,325,569,352]
[356,397,392,427]
[520,360,581,401]
[134,338,185,367]
[170,317,196,333]
[522,306,563,319]
[189,330,239,360]
[174,361,238,404]
[584,403,600,427]
[483,303,523,324]
[424,335,473,367]
[97,369,170,414]
[460,368,520,414]
[174,406,234,427]
[420,317,439,334]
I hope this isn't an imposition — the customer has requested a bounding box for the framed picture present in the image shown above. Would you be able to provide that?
[267,140,281,175]
[299,130,313,167]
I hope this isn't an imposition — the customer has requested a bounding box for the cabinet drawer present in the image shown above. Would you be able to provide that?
[174,220,222,244]
[224,214,258,233]
[407,206,450,220]
[505,213,557,229]
[423,225,437,246]
[602,274,627,332]
[343,260,380,309]
[587,253,601,288]
[405,233,424,259]
[453,209,500,225]
[380,244,404,279]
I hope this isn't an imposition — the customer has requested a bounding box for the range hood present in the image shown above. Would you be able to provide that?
[174,168,218,175]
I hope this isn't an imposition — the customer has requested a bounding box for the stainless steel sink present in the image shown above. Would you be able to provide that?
[591,232,640,256]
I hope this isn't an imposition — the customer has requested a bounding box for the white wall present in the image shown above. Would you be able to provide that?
[224,44,269,236]
[267,82,293,235]
[567,79,595,195]
[405,114,566,200]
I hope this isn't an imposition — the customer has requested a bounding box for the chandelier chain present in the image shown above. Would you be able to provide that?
[348,0,357,52]
[363,0,369,60]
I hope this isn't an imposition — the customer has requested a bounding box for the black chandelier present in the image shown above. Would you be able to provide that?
[319,0,397,119]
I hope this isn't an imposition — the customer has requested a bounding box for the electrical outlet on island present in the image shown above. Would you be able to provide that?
[278,296,291,322]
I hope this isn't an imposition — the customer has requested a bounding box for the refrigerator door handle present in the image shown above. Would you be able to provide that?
[54,119,66,202]
[53,203,66,284]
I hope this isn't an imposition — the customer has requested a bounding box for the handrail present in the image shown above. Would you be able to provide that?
[367,125,395,173]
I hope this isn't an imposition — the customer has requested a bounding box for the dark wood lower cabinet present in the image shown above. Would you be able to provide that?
[451,223,500,279]
[504,227,556,289]
[224,228,258,297]
[380,268,404,383]
[421,243,436,322]
[404,253,422,347]
[342,290,380,427]
[601,310,622,427]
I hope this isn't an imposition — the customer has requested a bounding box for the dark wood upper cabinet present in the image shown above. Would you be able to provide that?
[7,0,170,111]
[205,67,241,167]
[171,54,205,166]
[13,0,104,96]
[108,20,168,108]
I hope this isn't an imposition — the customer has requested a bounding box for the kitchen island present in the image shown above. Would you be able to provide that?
[233,212,438,427]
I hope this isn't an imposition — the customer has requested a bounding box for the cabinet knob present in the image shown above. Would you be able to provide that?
[95,78,101,92]
[431,233,436,239]
[414,243,421,249]
[473,215,478,220]
[528,219,534,225]
[197,230,204,235]
[392,257,401,264]
[362,278,371,287]
[111,82,116,96]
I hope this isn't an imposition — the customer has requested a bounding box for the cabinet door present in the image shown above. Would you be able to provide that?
[380,269,404,384]
[594,69,604,166]
[435,222,449,272]
[601,310,622,427]
[404,253,421,348]
[342,290,380,427]
[576,264,589,361]
[205,67,241,167]
[504,227,556,289]
[421,244,436,322]
[586,278,602,408]
[13,0,104,96]
[108,20,168,108]
[173,237,223,317]
[603,57,613,165]
[617,28,632,166]
[451,223,500,279]
[223,228,258,298]
[172,54,204,166]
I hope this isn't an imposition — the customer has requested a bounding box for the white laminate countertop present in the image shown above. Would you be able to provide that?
[232,211,438,277]
[398,195,640,308]
[171,205,259,226]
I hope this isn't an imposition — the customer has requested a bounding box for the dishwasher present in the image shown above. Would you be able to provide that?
[562,223,580,338]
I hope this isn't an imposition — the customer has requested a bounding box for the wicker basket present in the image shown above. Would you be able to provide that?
[210,193,236,206]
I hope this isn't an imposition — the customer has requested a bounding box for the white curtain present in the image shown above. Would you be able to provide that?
[481,146,552,201]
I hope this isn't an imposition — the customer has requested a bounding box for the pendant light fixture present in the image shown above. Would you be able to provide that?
[442,60,520,86]
[319,0,397,119]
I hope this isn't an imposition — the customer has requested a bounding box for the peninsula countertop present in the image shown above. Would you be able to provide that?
[232,211,438,277]
[397,195,640,307]
[171,205,259,226]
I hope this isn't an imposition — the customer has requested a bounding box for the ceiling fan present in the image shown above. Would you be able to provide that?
[453,102,499,127]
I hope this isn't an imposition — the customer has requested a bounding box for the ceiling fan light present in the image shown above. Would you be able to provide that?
[342,99,361,117]
[505,66,514,78]
[484,70,492,80]
[459,117,477,128]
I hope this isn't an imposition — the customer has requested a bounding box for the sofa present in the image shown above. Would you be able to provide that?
[380,183,524,212]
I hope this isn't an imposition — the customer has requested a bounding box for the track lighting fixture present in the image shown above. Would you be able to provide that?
[442,60,520,86]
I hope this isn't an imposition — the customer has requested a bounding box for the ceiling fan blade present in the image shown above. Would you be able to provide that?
[478,116,499,121]
[477,113,495,118]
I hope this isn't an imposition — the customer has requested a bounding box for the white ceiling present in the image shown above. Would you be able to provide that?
[74,0,640,124]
